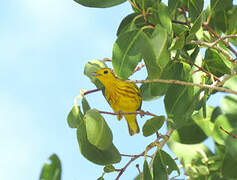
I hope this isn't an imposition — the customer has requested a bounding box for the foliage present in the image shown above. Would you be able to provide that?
[41,0,237,179]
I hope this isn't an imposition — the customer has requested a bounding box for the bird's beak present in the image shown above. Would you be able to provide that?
[91,72,99,76]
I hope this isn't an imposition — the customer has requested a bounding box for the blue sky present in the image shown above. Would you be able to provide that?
[0,0,234,179]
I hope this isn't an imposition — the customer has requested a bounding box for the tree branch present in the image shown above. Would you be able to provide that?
[182,59,220,82]
[188,40,235,62]
[127,79,237,96]
[219,126,237,139]
[149,128,174,168]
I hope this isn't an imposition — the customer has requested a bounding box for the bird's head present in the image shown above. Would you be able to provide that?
[91,68,116,84]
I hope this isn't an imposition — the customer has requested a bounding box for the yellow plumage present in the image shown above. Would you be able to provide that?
[92,68,142,136]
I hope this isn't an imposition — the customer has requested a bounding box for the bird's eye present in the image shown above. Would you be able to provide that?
[104,70,108,74]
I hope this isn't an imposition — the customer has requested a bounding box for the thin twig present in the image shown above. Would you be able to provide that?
[149,128,174,168]
[127,79,237,96]
[102,58,112,62]
[98,110,171,122]
[120,154,153,158]
[202,24,237,57]
[211,34,237,48]
[115,152,145,180]
[219,126,237,139]
[136,164,142,180]
[133,63,145,73]
[83,88,101,95]
[188,40,235,62]
[171,20,189,26]
[183,59,220,81]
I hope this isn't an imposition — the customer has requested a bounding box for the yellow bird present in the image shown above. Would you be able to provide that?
[91,68,142,136]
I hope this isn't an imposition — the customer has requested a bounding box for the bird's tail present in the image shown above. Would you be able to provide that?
[124,114,140,136]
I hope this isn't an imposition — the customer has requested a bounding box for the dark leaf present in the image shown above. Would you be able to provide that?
[112,29,144,79]
[142,116,165,137]
[143,160,152,180]
[74,0,126,8]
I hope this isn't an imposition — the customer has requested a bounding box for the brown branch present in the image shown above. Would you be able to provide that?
[171,20,190,26]
[149,128,174,168]
[83,88,101,95]
[115,152,145,180]
[184,59,221,82]
[98,110,171,122]
[219,126,237,139]
[133,63,145,73]
[120,154,153,158]
[188,40,235,62]
[127,79,237,96]
[102,58,112,62]
[202,24,237,57]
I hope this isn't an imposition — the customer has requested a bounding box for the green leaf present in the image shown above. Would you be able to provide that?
[225,129,237,160]
[140,61,181,100]
[221,129,237,178]
[104,164,116,173]
[221,95,237,115]
[159,150,180,175]
[40,154,61,180]
[84,109,113,150]
[82,97,91,114]
[222,153,237,178]
[143,160,152,180]
[168,0,180,17]
[77,122,121,165]
[84,59,107,89]
[204,48,232,77]
[168,140,210,165]
[223,75,237,91]
[142,116,165,137]
[153,150,180,179]
[212,114,237,145]
[188,0,204,22]
[153,150,167,180]
[112,29,144,79]
[67,106,83,128]
[157,4,172,34]
[164,84,201,129]
[186,12,203,42]
[148,26,169,69]
[169,32,185,50]
[210,10,228,33]
[116,13,140,36]
[211,0,232,11]
[227,6,237,34]
[171,107,215,144]
[74,0,126,8]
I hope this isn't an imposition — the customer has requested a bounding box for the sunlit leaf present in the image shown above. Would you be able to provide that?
[84,59,107,89]
[67,106,83,128]
[40,154,61,180]
[104,164,116,173]
[82,96,91,114]
[77,122,121,165]
[84,109,113,150]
